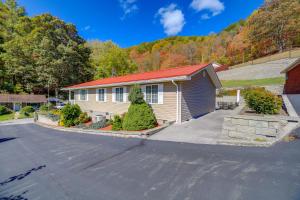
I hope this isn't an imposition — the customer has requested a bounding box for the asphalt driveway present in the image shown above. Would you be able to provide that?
[288,94,300,116]
[150,110,235,144]
[1,124,300,200]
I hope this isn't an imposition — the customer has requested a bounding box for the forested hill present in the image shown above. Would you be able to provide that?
[88,0,300,79]
[0,0,299,95]
[126,0,300,71]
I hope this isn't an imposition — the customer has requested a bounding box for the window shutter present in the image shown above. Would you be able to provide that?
[123,87,127,103]
[86,90,89,101]
[104,88,107,102]
[112,88,116,102]
[96,89,99,101]
[158,84,164,104]
[141,85,146,100]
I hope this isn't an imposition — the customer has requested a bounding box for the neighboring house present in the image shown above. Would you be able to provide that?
[281,58,300,116]
[62,64,222,123]
[281,58,300,94]
[0,94,47,111]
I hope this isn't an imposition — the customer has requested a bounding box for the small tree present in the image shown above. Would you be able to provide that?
[128,85,145,104]
[122,85,157,131]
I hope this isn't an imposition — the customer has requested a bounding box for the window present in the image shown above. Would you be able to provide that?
[79,90,88,101]
[96,88,106,102]
[115,87,124,102]
[70,91,75,100]
[145,85,158,104]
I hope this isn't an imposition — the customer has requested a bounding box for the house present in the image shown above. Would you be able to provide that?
[62,64,222,123]
[281,58,300,116]
[0,94,47,111]
[281,58,300,94]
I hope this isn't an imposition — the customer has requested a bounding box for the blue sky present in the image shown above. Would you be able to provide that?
[18,0,264,47]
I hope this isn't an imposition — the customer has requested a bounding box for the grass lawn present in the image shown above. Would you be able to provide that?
[0,113,15,121]
[18,112,34,119]
[221,77,285,88]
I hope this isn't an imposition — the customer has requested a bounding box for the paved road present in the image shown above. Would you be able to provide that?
[217,58,297,80]
[1,124,300,200]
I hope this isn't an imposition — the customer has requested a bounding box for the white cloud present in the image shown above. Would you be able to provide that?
[190,0,224,17]
[83,25,91,31]
[157,4,185,36]
[201,13,210,20]
[119,0,138,19]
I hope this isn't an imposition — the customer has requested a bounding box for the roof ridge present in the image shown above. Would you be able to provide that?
[94,63,209,81]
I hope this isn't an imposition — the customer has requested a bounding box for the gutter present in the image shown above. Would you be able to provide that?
[61,76,190,91]
[171,80,180,124]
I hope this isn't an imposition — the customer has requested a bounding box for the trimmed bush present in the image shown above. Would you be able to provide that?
[122,85,157,131]
[112,115,123,131]
[20,106,34,116]
[60,104,82,127]
[0,105,11,115]
[128,85,145,104]
[76,112,91,124]
[122,103,157,131]
[244,89,282,114]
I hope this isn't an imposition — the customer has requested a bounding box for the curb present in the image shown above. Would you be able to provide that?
[35,121,170,139]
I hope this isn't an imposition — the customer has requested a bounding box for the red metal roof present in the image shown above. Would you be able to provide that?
[65,64,209,89]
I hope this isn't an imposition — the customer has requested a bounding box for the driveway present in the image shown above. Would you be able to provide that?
[150,110,235,144]
[1,123,300,200]
[287,94,300,116]
[217,58,297,80]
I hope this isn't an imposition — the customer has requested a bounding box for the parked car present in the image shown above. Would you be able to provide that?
[54,102,65,109]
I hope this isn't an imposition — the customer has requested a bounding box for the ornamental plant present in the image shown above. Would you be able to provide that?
[20,106,34,116]
[60,104,82,127]
[122,85,157,131]
[244,88,282,114]
[112,115,123,131]
[0,105,11,115]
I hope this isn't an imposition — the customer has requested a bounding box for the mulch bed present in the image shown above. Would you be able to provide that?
[239,105,288,116]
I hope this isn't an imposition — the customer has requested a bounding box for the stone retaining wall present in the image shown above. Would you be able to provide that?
[222,115,288,141]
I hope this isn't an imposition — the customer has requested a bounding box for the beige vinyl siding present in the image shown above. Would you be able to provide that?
[180,70,216,122]
[74,82,177,122]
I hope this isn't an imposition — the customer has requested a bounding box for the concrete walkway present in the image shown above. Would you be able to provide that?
[149,110,236,144]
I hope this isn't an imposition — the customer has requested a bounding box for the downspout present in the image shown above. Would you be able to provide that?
[171,80,179,124]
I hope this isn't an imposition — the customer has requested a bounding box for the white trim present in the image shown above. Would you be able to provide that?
[112,88,116,102]
[62,76,189,90]
[171,80,180,124]
[78,89,88,101]
[190,64,222,88]
[123,86,127,103]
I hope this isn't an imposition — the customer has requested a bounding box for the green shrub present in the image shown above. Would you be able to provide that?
[244,89,282,114]
[60,104,82,127]
[76,112,91,124]
[0,105,11,115]
[39,104,54,112]
[39,104,49,111]
[128,85,145,104]
[122,103,157,131]
[20,106,34,116]
[112,115,123,131]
